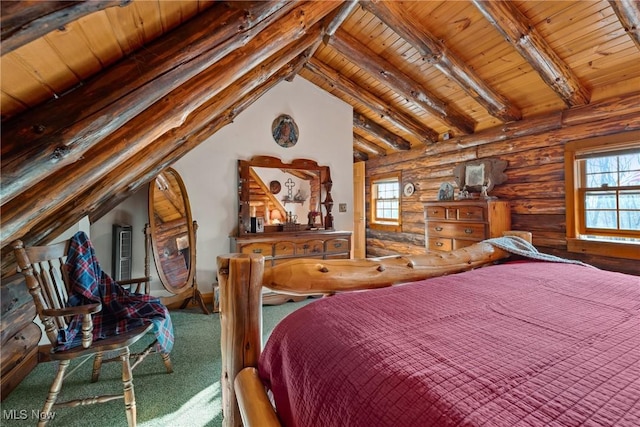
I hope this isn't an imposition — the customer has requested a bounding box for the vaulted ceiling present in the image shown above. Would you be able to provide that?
[1,1,640,269]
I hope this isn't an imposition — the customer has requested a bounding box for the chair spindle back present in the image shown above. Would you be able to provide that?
[13,239,72,346]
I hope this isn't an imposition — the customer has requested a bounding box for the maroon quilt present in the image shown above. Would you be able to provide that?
[259,262,640,427]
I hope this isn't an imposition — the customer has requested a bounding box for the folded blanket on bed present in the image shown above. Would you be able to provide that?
[485,235,594,267]
[58,231,174,353]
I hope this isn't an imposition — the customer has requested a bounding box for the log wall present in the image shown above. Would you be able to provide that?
[364,93,640,276]
[0,273,39,400]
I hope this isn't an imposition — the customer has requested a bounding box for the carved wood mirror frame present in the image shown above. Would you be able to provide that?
[237,156,334,236]
[147,167,208,314]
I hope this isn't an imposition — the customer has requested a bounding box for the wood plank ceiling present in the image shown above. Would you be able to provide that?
[1,0,640,268]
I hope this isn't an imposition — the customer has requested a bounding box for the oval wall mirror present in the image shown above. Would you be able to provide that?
[147,167,208,314]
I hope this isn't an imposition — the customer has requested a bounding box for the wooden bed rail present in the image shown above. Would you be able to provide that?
[217,232,531,427]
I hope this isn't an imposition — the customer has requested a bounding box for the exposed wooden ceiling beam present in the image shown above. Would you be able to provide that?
[472,0,590,107]
[304,57,438,144]
[609,0,640,50]
[330,28,476,135]
[353,150,369,162]
[284,0,355,83]
[91,51,313,226]
[0,0,130,55]
[353,113,411,151]
[353,134,387,157]
[285,0,352,82]
[0,2,340,245]
[1,32,318,276]
[362,0,521,123]
[285,37,324,82]
[325,0,359,40]
[1,0,295,206]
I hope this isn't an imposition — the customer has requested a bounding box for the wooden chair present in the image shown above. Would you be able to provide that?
[12,238,173,427]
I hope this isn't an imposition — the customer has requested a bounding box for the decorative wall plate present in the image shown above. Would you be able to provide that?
[403,182,415,197]
[272,114,299,148]
[269,180,281,194]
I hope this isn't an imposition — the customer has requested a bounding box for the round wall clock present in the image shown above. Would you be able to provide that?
[272,114,299,148]
[403,182,415,197]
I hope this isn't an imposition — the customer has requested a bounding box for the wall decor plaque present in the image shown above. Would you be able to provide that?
[272,114,299,148]
[453,158,508,196]
[269,180,281,194]
[437,182,454,201]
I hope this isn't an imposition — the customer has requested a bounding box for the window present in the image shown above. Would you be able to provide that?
[370,173,401,232]
[565,131,640,259]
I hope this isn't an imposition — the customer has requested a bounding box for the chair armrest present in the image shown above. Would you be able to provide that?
[42,303,102,317]
[118,277,150,285]
[118,277,151,294]
[43,303,101,348]
[235,367,281,427]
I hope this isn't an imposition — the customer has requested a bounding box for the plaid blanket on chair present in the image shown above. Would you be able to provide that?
[58,231,174,353]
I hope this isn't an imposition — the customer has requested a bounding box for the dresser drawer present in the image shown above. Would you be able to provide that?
[423,200,510,253]
[296,240,324,255]
[274,241,295,256]
[428,222,486,239]
[428,238,452,251]
[456,206,484,221]
[240,242,273,256]
[424,206,446,219]
[325,238,349,253]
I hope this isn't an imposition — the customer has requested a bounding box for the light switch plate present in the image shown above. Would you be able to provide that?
[339,203,347,212]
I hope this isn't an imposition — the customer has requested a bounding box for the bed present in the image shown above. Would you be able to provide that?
[217,235,640,427]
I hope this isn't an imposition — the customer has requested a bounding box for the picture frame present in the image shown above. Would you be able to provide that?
[250,217,265,233]
[437,182,454,201]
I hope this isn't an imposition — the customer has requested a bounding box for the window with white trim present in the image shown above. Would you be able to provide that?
[370,173,401,231]
[565,131,640,259]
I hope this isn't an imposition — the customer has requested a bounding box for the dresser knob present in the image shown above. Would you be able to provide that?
[464,228,473,234]
[435,226,443,231]
[252,249,262,253]
[436,242,443,247]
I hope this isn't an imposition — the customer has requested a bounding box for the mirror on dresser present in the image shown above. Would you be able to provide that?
[237,156,334,235]
[232,156,350,305]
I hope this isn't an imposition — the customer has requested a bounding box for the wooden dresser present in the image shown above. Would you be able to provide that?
[423,199,510,251]
[230,231,352,304]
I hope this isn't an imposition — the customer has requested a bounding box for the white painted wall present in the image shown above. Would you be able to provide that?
[91,77,353,295]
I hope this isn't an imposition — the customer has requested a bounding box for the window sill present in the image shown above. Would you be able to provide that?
[370,222,401,233]
[567,238,640,260]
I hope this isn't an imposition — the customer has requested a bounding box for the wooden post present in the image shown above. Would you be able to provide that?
[217,254,264,427]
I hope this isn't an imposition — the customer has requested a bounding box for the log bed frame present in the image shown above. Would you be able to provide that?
[217,231,531,427]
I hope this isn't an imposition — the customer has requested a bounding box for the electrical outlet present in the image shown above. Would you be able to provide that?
[339,203,347,212]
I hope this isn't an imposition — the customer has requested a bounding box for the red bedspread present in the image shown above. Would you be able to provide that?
[259,262,640,426]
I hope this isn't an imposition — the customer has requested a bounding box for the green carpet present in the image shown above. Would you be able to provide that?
[0,299,313,427]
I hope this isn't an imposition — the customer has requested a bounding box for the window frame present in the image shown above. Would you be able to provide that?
[564,130,640,260]
[369,172,402,232]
